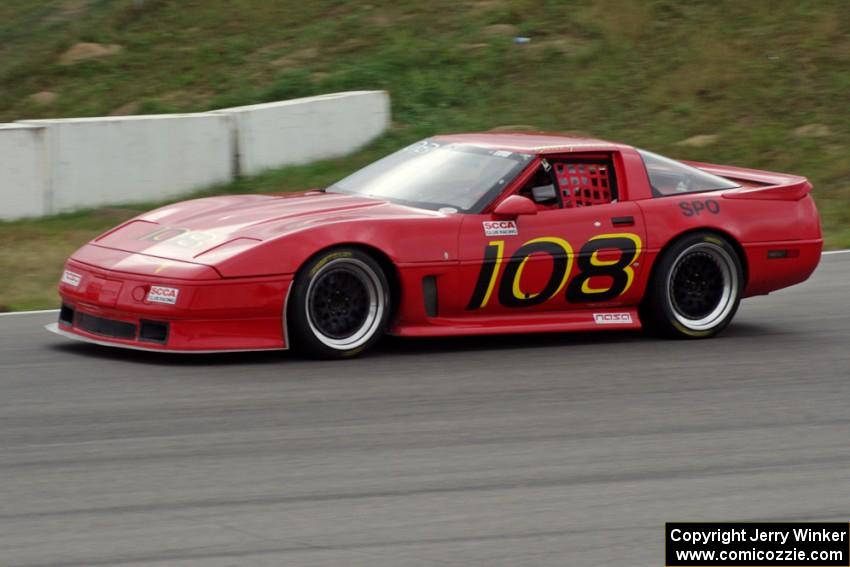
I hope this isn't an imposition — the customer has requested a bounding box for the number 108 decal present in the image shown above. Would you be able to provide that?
[466,233,642,310]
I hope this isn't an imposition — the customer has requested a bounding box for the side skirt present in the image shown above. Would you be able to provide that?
[390,307,641,338]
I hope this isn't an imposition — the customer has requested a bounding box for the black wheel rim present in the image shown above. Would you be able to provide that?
[671,251,725,319]
[308,267,371,340]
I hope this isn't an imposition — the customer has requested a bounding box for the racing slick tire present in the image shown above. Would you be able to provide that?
[288,247,391,359]
[640,232,743,339]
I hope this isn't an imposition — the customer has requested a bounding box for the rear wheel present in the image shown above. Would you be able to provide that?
[288,248,390,358]
[641,232,742,338]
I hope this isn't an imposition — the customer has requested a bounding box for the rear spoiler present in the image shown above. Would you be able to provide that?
[681,160,812,201]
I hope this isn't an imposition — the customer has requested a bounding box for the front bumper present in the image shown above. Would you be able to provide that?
[46,323,285,353]
[54,259,293,352]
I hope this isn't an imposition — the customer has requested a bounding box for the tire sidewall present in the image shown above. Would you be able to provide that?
[288,248,391,358]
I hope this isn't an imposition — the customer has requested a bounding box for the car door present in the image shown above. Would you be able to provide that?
[455,153,647,316]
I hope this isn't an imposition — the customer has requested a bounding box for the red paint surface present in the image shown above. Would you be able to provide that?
[55,133,822,351]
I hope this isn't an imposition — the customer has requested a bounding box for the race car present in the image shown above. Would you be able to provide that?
[47,132,823,358]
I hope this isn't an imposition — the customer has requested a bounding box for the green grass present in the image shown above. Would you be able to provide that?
[0,0,848,310]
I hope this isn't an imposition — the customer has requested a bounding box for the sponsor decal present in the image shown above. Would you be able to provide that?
[492,150,513,158]
[147,286,180,305]
[593,312,633,325]
[309,251,353,276]
[680,199,720,217]
[483,220,518,237]
[61,270,82,288]
[154,261,173,275]
[140,227,219,249]
[405,141,440,154]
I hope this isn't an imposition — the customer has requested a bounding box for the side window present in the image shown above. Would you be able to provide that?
[638,149,738,197]
[517,164,560,210]
[514,155,619,210]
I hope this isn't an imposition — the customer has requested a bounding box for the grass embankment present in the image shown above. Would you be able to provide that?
[0,0,848,310]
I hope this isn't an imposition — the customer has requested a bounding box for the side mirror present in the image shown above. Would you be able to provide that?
[493,195,538,219]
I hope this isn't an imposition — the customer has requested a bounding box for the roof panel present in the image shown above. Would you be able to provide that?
[432,132,626,153]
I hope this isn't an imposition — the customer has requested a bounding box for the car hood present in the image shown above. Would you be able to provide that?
[90,192,442,265]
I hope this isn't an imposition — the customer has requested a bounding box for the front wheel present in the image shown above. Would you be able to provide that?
[288,248,390,359]
[640,232,743,339]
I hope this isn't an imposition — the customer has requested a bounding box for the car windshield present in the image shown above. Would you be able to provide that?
[638,149,739,196]
[326,139,533,213]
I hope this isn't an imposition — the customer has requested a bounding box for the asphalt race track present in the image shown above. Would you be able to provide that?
[1,253,849,567]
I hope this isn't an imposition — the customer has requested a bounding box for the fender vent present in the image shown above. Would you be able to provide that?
[422,276,439,317]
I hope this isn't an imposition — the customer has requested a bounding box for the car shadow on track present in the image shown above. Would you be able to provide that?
[46,321,778,367]
[47,342,289,367]
[378,320,776,354]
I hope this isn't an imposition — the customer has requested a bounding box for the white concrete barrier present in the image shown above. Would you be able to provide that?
[18,114,233,215]
[0,124,48,220]
[0,91,390,220]
[218,91,390,176]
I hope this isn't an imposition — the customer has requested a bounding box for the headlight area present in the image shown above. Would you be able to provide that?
[55,261,293,351]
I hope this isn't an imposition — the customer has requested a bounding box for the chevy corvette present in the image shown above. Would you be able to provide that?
[48,133,822,358]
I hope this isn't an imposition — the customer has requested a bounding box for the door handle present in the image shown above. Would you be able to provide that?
[611,216,634,227]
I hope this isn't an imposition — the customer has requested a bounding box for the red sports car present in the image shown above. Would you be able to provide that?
[48,133,822,358]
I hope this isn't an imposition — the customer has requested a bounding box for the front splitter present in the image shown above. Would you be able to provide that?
[45,323,287,354]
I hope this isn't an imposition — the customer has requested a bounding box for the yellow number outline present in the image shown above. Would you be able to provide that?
[511,237,574,302]
[579,233,643,296]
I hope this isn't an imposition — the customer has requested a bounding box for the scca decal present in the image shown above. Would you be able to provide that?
[466,233,642,310]
[482,220,518,236]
